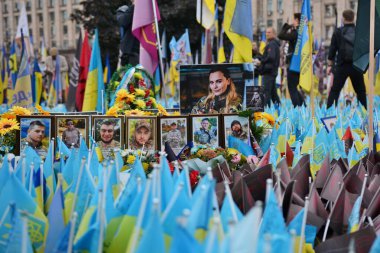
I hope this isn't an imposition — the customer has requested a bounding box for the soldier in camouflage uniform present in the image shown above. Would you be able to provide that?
[194,118,217,145]
[165,121,182,149]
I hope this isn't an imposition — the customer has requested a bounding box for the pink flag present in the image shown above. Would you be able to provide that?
[132,0,161,75]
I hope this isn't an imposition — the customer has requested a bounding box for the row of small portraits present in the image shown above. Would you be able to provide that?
[16,114,252,157]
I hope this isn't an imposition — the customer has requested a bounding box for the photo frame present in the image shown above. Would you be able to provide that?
[222,114,251,148]
[321,116,337,133]
[55,115,90,148]
[92,116,125,159]
[179,63,254,114]
[158,116,189,155]
[245,86,265,112]
[126,116,157,152]
[16,115,55,157]
[190,114,220,147]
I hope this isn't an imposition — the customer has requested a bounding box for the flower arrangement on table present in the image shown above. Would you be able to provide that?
[120,149,159,175]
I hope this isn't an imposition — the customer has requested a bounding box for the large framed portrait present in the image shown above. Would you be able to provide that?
[16,116,54,157]
[92,116,124,159]
[55,116,89,148]
[190,115,220,147]
[158,116,189,155]
[179,63,254,114]
[222,114,251,148]
[126,116,157,152]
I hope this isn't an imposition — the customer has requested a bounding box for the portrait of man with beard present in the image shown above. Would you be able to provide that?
[223,116,250,147]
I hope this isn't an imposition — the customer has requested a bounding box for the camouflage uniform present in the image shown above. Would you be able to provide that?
[191,96,242,114]
[194,127,217,145]
[97,139,121,158]
[20,137,48,158]
[166,129,182,148]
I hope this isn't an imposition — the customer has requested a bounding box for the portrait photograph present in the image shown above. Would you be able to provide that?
[159,116,188,155]
[93,116,124,158]
[223,115,250,148]
[179,63,254,114]
[18,116,53,157]
[191,115,219,147]
[246,86,265,112]
[56,116,89,148]
[126,117,157,152]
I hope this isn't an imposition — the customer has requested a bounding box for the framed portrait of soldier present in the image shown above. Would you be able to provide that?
[222,114,250,148]
[190,115,220,147]
[245,86,265,112]
[126,116,157,152]
[16,116,54,157]
[158,116,188,155]
[92,116,124,159]
[55,116,89,148]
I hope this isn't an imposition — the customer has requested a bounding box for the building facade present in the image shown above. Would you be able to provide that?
[252,0,358,45]
[0,0,82,51]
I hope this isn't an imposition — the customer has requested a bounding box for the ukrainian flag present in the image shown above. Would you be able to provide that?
[217,27,226,63]
[82,29,104,113]
[0,46,8,104]
[289,0,313,92]
[103,52,111,85]
[259,31,266,55]
[223,0,253,63]
[31,58,43,105]
[47,55,61,107]
[8,41,17,88]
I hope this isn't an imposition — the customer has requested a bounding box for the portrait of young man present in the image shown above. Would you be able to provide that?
[20,118,52,158]
[192,116,219,147]
[95,118,122,158]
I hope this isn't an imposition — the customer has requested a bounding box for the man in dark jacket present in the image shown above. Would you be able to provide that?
[116,1,140,66]
[326,9,367,109]
[278,13,304,107]
[257,27,281,106]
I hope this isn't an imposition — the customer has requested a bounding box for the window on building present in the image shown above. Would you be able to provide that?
[3,3,7,13]
[49,0,55,8]
[63,25,68,35]
[50,12,55,23]
[37,0,43,9]
[52,41,56,47]
[277,0,283,12]
[27,15,32,24]
[61,0,67,5]
[267,19,273,28]
[51,25,56,36]
[61,10,68,21]
[15,2,19,12]
[326,25,334,40]
[63,40,69,49]
[4,17,8,28]
[267,0,273,13]
[38,14,43,23]
[26,0,31,11]
[277,19,283,33]
[325,4,336,18]
[350,1,356,10]
[39,28,44,37]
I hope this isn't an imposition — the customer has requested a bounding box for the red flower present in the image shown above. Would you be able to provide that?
[189,170,200,187]
[144,89,151,98]
[146,100,152,107]
[138,79,146,88]
[129,84,135,93]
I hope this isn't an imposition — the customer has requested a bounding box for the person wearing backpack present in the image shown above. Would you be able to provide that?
[326,9,367,109]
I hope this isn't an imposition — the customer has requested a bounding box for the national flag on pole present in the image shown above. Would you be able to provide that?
[132,0,161,75]
[196,0,215,29]
[10,33,33,108]
[82,29,104,113]
[217,28,226,63]
[67,32,82,112]
[0,46,8,104]
[289,0,313,92]
[223,0,253,63]
[259,31,266,55]
[15,1,33,58]
[75,31,91,111]
[353,0,380,72]
[103,52,111,85]
[31,58,43,105]
[40,37,47,64]
[47,54,62,107]
[8,41,17,89]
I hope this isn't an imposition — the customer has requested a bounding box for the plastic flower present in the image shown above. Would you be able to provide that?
[35,105,50,115]
[126,155,136,164]
[10,106,32,116]
[106,105,120,116]
[134,88,145,97]
[1,112,16,119]
[134,99,146,109]
[0,118,20,135]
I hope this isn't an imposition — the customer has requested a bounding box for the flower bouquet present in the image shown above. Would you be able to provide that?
[120,149,159,175]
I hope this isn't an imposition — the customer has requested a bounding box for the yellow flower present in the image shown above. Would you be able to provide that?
[116,89,135,104]
[1,112,16,120]
[254,112,275,126]
[143,111,154,116]
[127,155,136,164]
[125,109,145,116]
[227,148,239,155]
[134,88,145,97]
[134,99,146,109]
[35,105,50,115]
[133,72,143,80]
[170,111,181,116]
[142,162,149,171]
[10,106,32,116]
[150,97,157,107]
[106,106,120,116]
[0,118,20,135]
[157,104,169,116]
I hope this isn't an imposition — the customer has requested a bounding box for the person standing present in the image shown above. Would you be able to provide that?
[62,119,81,148]
[326,10,367,109]
[278,13,304,107]
[257,27,281,106]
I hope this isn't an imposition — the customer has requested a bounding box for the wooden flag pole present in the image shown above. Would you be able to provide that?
[151,0,168,108]
[368,0,376,152]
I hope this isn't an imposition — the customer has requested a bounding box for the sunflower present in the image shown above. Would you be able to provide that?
[134,99,146,109]
[0,118,20,135]
[134,88,146,97]
[116,89,135,104]
[106,105,120,116]
[157,104,169,116]
[149,97,157,107]
[35,105,51,115]
[1,112,16,119]
[10,106,32,116]
[125,109,145,116]
[254,112,275,126]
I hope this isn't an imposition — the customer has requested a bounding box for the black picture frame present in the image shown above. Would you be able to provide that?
[158,115,189,155]
[125,116,157,152]
[221,113,251,148]
[55,115,90,148]
[190,114,221,148]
